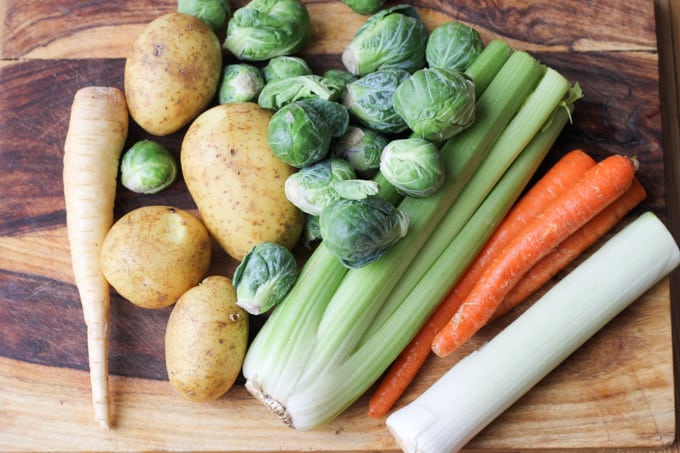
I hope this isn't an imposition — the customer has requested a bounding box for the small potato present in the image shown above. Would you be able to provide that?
[181,102,304,261]
[124,12,222,136]
[100,206,211,309]
[165,276,248,402]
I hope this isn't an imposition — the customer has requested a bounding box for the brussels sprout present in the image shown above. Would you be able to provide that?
[224,0,310,61]
[380,138,444,197]
[177,0,231,31]
[426,21,484,72]
[343,68,410,134]
[332,126,388,176]
[320,197,409,268]
[304,97,350,138]
[393,68,476,142]
[120,140,178,194]
[342,0,386,15]
[285,158,380,215]
[302,214,322,248]
[258,74,339,110]
[218,63,265,104]
[233,242,298,315]
[267,100,332,168]
[263,56,312,82]
[322,69,358,96]
[342,5,428,76]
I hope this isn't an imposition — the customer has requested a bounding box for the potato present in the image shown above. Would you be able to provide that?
[124,12,222,136]
[181,102,304,261]
[165,275,248,402]
[100,206,211,309]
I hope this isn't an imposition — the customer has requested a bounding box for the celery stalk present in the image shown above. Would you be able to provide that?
[283,102,573,431]
[386,211,680,453]
[363,70,573,337]
[465,39,513,97]
[294,51,544,390]
[243,42,520,408]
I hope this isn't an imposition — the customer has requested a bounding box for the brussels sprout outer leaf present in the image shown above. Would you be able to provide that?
[426,21,484,72]
[284,158,357,215]
[263,55,313,82]
[177,0,231,31]
[218,63,265,104]
[342,0,387,15]
[120,140,178,194]
[233,242,298,315]
[258,75,339,110]
[319,197,409,268]
[303,98,350,138]
[380,138,445,198]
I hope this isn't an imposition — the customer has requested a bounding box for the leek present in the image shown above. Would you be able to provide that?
[386,211,680,453]
[282,100,574,431]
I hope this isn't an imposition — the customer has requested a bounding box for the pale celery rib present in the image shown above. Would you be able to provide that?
[386,211,680,453]
[284,101,574,431]
[293,51,544,391]
[363,68,572,338]
[243,40,516,405]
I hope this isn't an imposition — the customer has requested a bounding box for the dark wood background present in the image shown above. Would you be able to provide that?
[1,0,678,451]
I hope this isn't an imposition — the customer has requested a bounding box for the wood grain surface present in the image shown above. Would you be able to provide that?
[1,0,678,451]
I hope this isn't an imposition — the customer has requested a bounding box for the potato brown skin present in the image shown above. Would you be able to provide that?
[181,102,304,261]
[99,206,211,309]
[124,12,222,136]
[165,275,248,402]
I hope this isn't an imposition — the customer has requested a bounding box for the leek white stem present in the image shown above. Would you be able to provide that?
[386,211,680,453]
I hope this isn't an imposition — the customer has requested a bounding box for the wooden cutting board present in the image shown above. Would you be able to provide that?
[0,0,675,451]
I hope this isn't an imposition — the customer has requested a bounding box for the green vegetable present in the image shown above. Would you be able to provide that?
[242,45,555,431]
[223,0,310,61]
[302,214,322,248]
[285,158,379,215]
[393,68,476,142]
[331,125,388,177]
[426,21,484,72]
[258,75,339,110]
[303,98,350,138]
[319,197,409,269]
[218,63,265,104]
[343,68,410,133]
[177,0,230,31]
[386,212,680,453]
[233,242,298,315]
[120,140,177,194]
[263,56,312,82]
[379,138,444,197]
[342,5,428,76]
[342,0,386,15]
[321,69,357,96]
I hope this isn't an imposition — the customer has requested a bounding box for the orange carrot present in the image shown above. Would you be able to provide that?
[63,86,128,429]
[493,178,646,318]
[431,153,637,358]
[367,149,596,418]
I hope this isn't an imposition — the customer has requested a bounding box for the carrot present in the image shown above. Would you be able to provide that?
[493,177,646,318]
[63,86,129,429]
[431,153,637,357]
[367,149,596,418]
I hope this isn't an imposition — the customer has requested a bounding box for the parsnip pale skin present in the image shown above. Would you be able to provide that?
[165,276,249,402]
[99,206,212,309]
[181,102,304,261]
[124,12,222,136]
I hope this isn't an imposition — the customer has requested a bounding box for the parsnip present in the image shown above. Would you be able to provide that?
[63,86,128,429]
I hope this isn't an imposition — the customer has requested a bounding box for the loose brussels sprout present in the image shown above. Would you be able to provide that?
[263,56,312,82]
[233,242,298,315]
[304,97,350,138]
[380,138,444,197]
[218,63,265,104]
[120,140,178,194]
[177,0,230,31]
[320,197,409,268]
[342,0,386,15]
[426,21,484,72]
[343,68,410,134]
[285,158,379,215]
[267,100,332,168]
[302,214,322,248]
[332,126,388,176]
[223,0,310,61]
[393,68,476,142]
[322,69,358,96]
[342,5,428,76]
[258,74,339,110]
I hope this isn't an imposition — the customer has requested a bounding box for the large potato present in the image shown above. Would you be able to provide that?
[165,275,248,402]
[100,206,211,309]
[181,102,304,261]
[124,12,222,136]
